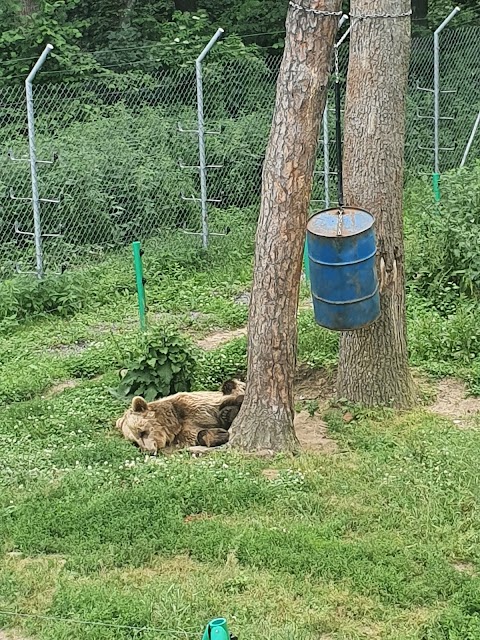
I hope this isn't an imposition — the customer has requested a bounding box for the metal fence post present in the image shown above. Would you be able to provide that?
[196,29,224,250]
[26,43,53,279]
[433,7,460,201]
[460,111,480,168]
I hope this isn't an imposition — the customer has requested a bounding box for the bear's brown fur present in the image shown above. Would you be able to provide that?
[115,379,245,454]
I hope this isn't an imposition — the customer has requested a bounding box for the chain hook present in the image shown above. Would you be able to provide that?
[336,206,344,236]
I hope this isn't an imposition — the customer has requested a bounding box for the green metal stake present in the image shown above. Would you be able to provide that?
[432,172,441,203]
[132,241,147,331]
[201,618,231,640]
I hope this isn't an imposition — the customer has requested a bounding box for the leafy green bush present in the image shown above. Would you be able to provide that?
[405,161,480,305]
[117,326,196,401]
[407,292,480,372]
[0,273,90,325]
[1,103,267,273]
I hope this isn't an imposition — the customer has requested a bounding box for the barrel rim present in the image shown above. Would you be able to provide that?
[307,206,375,238]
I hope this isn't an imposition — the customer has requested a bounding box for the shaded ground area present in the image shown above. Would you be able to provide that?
[39,323,480,459]
[294,411,338,454]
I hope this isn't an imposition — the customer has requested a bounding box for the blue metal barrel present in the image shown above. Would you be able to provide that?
[306,207,380,331]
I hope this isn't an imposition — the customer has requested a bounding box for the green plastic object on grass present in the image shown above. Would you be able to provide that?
[132,241,147,331]
[432,172,441,203]
[201,618,232,640]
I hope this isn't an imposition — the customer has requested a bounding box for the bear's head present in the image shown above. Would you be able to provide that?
[116,397,165,454]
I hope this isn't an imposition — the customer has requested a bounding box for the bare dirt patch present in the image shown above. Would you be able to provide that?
[184,513,212,523]
[0,632,32,640]
[452,561,477,576]
[294,411,339,453]
[261,468,280,480]
[196,327,247,351]
[294,364,335,406]
[46,339,91,356]
[429,377,480,427]
[44,379,80,397]
[298,298,313,311]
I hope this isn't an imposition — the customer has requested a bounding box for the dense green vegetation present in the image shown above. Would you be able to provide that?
[1,1,478,279]
[1,0,479,82]
[1,45,478,276]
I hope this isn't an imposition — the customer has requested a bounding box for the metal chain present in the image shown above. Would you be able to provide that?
[288,1,343,17]
[350,10,413,19]
[288,1,412,20]
[334,43,343,236]
[337,208,343,236]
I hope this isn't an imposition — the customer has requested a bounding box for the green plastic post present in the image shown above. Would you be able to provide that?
[132,241,147,331]
[303,236,310,282]
[432,172,441,203]
[201,618,230,640]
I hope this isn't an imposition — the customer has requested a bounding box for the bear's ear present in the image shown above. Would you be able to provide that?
[132,396,148,412]
[221,380,236,395]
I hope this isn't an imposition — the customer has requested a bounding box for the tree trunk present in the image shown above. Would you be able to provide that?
[336,0,416,408]
[229,0,342,452]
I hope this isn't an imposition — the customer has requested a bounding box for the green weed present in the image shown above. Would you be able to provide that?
[116,325,197,401]
[193,337,247,390]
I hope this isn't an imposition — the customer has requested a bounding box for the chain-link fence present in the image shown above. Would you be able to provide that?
[0,25,478,279]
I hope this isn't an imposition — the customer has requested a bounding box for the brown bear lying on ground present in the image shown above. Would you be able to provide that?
[115,379,245,454]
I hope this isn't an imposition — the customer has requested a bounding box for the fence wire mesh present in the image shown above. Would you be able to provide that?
[0,25,478,279]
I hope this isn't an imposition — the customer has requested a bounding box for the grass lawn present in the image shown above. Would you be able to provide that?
[1,238,480,640]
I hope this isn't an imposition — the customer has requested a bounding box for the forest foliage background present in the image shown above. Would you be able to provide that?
[1,0,480,83]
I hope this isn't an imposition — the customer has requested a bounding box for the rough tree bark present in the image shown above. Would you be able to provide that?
[229,0,342,452]
[337,0,416,408]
